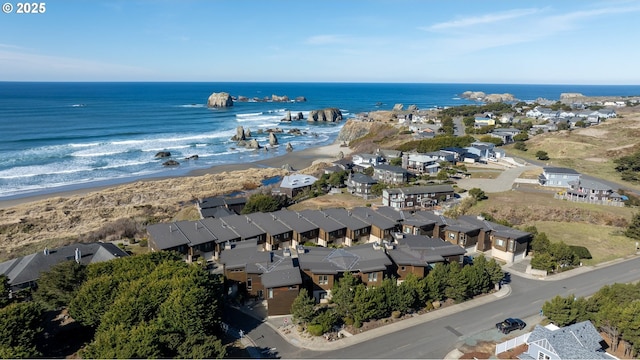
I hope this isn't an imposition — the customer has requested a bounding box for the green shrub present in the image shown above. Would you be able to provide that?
[306,324,324,336]
[569,245,592,259]
[343,317,354,326]
[138,239,148,247]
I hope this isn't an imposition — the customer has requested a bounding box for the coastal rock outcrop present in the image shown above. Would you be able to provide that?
[269,132,278,146]
[282,111,292,122]
[336,119,375,143]
[272,94,289,102]
[244,127,252,138]
[286,142,293,152]
[231,126,246,141]
[407,104,418,111]
[308,108,343,122]
[461,91,515,103]
[207,92,233,108]
[155,151,171,158]
[295,96,307,102]
[392,104,404,111]
[246,139,261,149]
[162,160,180,166]
[296,112,304,120]
[184,155,199,160]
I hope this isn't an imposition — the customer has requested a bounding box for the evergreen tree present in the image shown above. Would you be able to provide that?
[33,260,87,310]
[625,212,640,240]
[0,302,43,358]
[330,272,359,319]
[291,289,315,325]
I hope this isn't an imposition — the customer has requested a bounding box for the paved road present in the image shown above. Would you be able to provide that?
[304,256,640,359]
[455,163,538,193]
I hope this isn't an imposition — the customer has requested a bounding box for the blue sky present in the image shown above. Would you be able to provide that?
[1,0,639,84]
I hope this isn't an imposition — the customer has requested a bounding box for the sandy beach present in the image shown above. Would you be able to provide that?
[0,141,352,260]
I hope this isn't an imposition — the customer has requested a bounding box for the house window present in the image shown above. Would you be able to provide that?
[495,239,505,247]
[247,277,252,291]
[318,275,328,285]
[448,233,456,240]
[509,240,516,252]
[537,351,550,360]
[368,273,378,282]
[284,232,290,239]
[268,288,273,299]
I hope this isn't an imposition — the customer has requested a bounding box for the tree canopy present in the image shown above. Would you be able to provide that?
[241,193,288,214]
[69,252,226,359]
[33,260,87,310]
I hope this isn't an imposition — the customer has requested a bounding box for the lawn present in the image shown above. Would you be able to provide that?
[287,190,375,211]
[533,221,635,265]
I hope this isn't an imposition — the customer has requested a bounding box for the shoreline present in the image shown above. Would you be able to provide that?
[0,141,352,210]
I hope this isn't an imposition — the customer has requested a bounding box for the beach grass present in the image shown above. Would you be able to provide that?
[533,221,635,265]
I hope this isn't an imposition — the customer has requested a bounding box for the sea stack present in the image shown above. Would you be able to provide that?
[207,92,233,108]
[269,132,278,146]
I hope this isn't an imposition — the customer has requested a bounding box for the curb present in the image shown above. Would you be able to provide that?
[266,285,512,352]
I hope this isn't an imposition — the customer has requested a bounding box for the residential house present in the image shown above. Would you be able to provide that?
[519,321,613,360]
[538,167,581,188]
[275,174,319,198]
[197,195,243,218]
[245,212,294,251]
[385,233,466,282]
[298,209,347,247]
[563,178,624,205]
[269,209,319,247]
[382,185,455,210]
[352,153,384,168]
[373,164,409,184]
[442,219,486,253]
[346,173,378,199]
[296,243,392,303]
[491,128,521,144]
[499,113,515,124]
[402,153,440,175]
[454,215,496,252]
[220,239,302,316]
[489,224,532,263]
[400,211,440,237]
[200,217,242,259]
[351,206,400,243]
[376,149,403,162]
[321,208,371,246]
[0,242,128,293]
[412,211,454,240]
[474,116,496,127]
[424,150,457,164]
[465,141,498,161]
[147,220,217,262]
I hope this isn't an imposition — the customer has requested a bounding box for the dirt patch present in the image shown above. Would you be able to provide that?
[584,157,608,162]
[459,340,495,359]
[574,127,608,137]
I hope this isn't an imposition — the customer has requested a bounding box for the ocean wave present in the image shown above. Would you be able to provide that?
[69,142,101,148]
[236,112,264,117]
[0,163,94,179]
[177,104,206,108]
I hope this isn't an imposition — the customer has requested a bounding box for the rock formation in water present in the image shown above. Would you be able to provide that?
[308,108,343,122]
[207,92,233,107]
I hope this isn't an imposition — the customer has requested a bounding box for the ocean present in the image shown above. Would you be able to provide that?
[1,82,640,200]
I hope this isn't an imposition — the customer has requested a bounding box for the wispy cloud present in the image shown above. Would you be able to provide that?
[0,47,152,80]
[426,8,543,31]
[304,34,349,45]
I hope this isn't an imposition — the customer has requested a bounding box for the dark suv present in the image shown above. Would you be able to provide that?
[496,318,526,334]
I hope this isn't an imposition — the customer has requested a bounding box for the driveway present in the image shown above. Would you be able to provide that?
[456,163,539,193]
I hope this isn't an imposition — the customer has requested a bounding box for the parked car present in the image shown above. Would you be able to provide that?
[496,318,526,334]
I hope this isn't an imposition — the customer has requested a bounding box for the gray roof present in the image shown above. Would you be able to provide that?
[385,185,455,196]
[174,220,217,246]
[245,212,292,236]
[412,211,452,227]
[0,242,128,287]
[199,217,242,243]
[543,167,580,175]
[389,234,466,264]
[373,164,407,174]
[147,223,191,250]
[219,240,302,288]
[297,243,391,274]
[280,174,319,189]
[568,178,613,191]
[350,173,378,185]
[198,196,226,209]
[201,206,236,218]
[271,209,319,234]
[321,208,370,231]
[299,210,347,233]
[526,321,610,359]
[218,215,266,240]
[370,206,404,222]
[351,207,397,230]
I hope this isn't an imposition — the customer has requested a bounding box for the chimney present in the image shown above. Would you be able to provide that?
[74,248,81,263]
